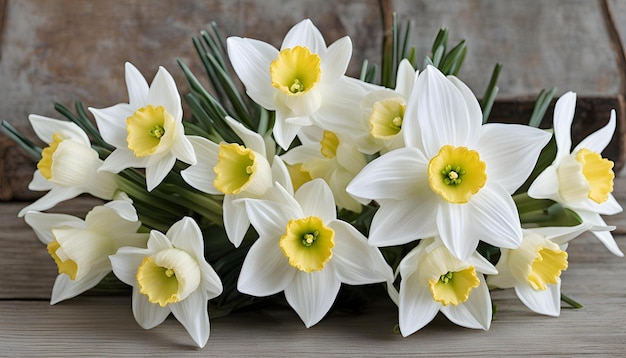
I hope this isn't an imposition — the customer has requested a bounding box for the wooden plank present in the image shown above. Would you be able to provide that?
[0,231,624,356]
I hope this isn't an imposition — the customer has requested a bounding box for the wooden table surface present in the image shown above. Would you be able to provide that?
[1,177,625,357]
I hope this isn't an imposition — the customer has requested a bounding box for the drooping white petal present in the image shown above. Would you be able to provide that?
[18,187,83,217]
[28,115,90,145]
[148,67,182,120]
[284,268,341,327]
[369,196,438,247]
[346,147,429,202]
[50,271,109,305]
[238,236,294,296]
[320,37,352,80]
[441,278,491,330]
[273,112,303,150]
[226,37,278,110]
[328,221,392,285]
[125,62,149,106]
[223,195,250,248]
[576,210,624,256]
[170,291,210,348]
[530,223,592,245]
[131,287,171,329]
[145,153,176,191]
[515,280,561,317]
[573,109,616,154]
[553,92,576,161]
[527,165,561,202]
[477,123,552,193]
[281,19,326,55]
[109,247,151,286]
[295,179,336,222]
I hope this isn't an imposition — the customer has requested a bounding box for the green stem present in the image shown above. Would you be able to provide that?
[561,293,583,308]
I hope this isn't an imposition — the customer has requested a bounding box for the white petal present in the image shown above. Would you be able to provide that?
[447,75,483,128]
[109,247,150,286]
[437,202,478,261]
[487,250,516,289]
[369,196,438,247]
[237,236,294,296]
[28,171,53,191]
[170,134,197,166]
[271,156,294,194]
[278,89,321,118]
[328,221,392,284]
[467,251,499,276]
[515,281,561,316]
[18,187,83,217]
[576,210,624,256]
[284,269,341,327]
[148,230,174,251]
[132,287,170,329]
[527,165,562,201]
[227,37,278,110]
[553,92,576,160]
[312,78,367,132]
[477,123,552,193]
[273,114,302,150]
[50,271,109,305]
[125,62,149,106]
[529,223,592,245]
[225,116,266,156]
[441,278,491,330]
[169,217,203,255]
[244,198,292,239]
[180,136,221,195]
[170,291,210,348]
[148,66,182,120]
[321,37,351,80]
[281,19,326,55]
[89,104,135,148]
[295,179,336,222]
[103,200,139,222]
[346,147,429,202]
[145,154,176,191]
[99,148,147,174]
[573,109,616,154]
[223,195,250,248]
[398,269,440,336]
[28,114,90,145]
[415,66,477,156]
[467,184,523,251]
[395,59,417,98]
[24,211,84,243]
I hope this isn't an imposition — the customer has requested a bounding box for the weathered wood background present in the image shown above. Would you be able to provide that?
[1,0,626,355]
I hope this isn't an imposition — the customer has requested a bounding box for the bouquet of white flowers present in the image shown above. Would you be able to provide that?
[2,16,622,348]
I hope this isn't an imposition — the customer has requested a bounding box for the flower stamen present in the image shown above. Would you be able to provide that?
[280,216,334,273]
[428,145,486,204]
[270,46,321,96]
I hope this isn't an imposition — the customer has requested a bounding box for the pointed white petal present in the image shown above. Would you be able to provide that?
[99,148,147,174]
[238,236,294,296]
[369,196,438,247]
[437,203,477,261]
[28,114,90,145]
[347,147,428,202]
[441,278,491,330]
[169,217,203,255]
[395,59,417,98]
[103,199,139,222]
[109,247,150,286]
[515,281,561,316]
[244,198,292,239]
[50,271,109,305]
[415,66,477,156]
[28,171,53,191]
[487,250,516,289]
[312,78,367,132]
[467,251,499,276]
[527,165,562,201]
[295,179,336,222]
[573,109,616,154]
[282,19,326,55]
[271,156,294,194]
[477,123,552,193]
[321,37,351,80]
[553,92,576,161]
[88,104,135,148]
[199,261,223,299]
[132,287,170,329]
[223,195,250,248]
[180,136,221,195]
[273,115,302,150]
[18,187,83,217]
[447,75,483,127]
[24,211,84,243]
[467,185,523,250]
[170,134,197,165]
[125,62,149,106]
[529,223,592,245]
[227,37,278,110]
[398,269,440,336]
[329,221,392,284]
[597,194,623,215]
[148,230,174,251]
[284,269,341,327]
[148,67,182,120]
[145,154,176,191]
[576,211,624,256]
[170,291,210,348]
[224,116,267,156]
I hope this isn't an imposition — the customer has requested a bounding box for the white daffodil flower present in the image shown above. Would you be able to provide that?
[528,92,623,256]
[488,224,596,316]
[347,65,552,260]
[89,62,196,192]
[18,115,118,217]
[181,116,292,247]
[227,19,367,150]
[281,126,367,212]
[394,238,497,336]
[238,179,393,328]
[109,217,223,348]
[24,200,147,304]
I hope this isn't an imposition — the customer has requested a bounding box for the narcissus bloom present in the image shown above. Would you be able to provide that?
[227,19,367,150]
[488,224,594,316]
[109,217,223,348]
[528,92,623,256]
[24,199,147,304]
[347,66,552,260]
[394,238,497,336]
[181,116,292,247]
[89,62,196,191]
[18,115,118,217]
[238,179,393,327]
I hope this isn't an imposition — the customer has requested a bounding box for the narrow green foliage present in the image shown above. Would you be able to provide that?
[1,120,42,160]
[481,63,502,124]
[561,293,583,309]
[528,87,558,128]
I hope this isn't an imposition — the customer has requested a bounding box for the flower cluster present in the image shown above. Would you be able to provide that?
[9,18,622,347]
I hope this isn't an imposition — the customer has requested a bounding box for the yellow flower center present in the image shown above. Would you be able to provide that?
[320,130,339,159]
[576,148,614,204]
[428,145,487,204]
[214,143,258,195]
[287,163,313,192]
[270,46,322,95]
[428,267,480,306]
[126,105,172,157]
[47,240,78,280]
[279,216,335,273]
[136,248,201,307]
[528,247,568,291]
[369,98,406,139]
[37,133,64,180]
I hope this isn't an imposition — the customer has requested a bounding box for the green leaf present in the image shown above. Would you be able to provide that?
[1,120,42,160]
[481,63,502,124]
[528,87,557,128]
